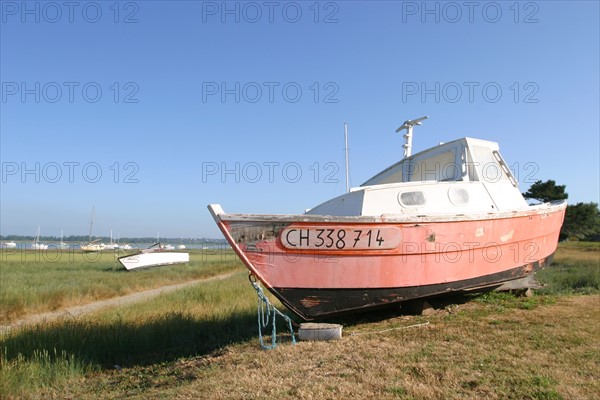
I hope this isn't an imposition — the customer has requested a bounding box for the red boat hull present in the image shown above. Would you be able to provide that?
[210,203,566,320]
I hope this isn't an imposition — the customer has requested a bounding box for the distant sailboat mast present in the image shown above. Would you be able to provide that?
[33,226,40,246]
[88,207,95,244]
[59,229,68,249]
[32,226,48,250]
[81,206,103,252]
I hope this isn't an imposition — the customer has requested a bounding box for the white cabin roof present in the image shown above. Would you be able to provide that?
[306,137,528,217]
[362,137,499,187]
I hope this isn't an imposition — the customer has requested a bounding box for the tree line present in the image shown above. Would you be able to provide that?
[523,180,599,241]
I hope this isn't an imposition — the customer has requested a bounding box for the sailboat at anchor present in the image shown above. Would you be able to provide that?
[80,207,105,252]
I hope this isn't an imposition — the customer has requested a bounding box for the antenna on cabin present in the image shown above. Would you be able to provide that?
[344,122,350,193]
[395,116,429,158]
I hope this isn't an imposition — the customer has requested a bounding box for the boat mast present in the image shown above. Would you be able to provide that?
[344,122,350,193]
[395,116,429,158]
[88,207,95,243]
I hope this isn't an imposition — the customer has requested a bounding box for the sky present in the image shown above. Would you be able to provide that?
[1,0,599,239]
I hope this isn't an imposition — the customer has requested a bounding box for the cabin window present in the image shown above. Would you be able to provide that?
[407,150,458,182]
[399,191,426,206]
[472,145,517,185]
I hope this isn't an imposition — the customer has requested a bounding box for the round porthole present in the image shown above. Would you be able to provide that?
[448,188,469,205]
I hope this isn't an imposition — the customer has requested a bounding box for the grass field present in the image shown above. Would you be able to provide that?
[0,242,598,399]
[0,248,242,323]
[536,241,600,294]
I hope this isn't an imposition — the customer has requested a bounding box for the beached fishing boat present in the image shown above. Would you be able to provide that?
[208,117,567,320]
[117,243,189,270]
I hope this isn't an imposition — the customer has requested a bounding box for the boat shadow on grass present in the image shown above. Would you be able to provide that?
[1,292,496,370]
[1,311,259,369]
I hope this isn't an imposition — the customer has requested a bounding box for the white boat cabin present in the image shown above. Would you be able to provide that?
[306,137,528,217]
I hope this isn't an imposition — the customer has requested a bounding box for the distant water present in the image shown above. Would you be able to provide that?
[3,243,230,251]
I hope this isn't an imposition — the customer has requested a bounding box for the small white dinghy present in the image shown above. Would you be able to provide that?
[118,243,189,271]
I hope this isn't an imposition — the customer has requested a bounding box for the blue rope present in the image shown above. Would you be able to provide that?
[249,275,297,350]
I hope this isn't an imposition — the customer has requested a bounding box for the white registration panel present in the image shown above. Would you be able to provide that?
[280,226,402,250]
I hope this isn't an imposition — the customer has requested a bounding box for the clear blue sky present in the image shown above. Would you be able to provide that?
[1,0,598,238]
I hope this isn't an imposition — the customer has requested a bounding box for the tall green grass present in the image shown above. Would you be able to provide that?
[537,263,600,294]
[537,242,600,294]
[1,348,95,397]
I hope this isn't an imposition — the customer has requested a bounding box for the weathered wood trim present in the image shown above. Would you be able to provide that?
[209,201,566,224]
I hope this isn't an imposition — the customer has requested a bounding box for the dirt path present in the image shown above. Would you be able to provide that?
[0,272,236,335]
